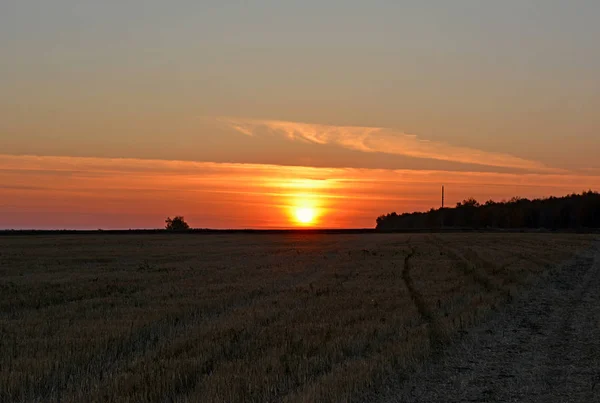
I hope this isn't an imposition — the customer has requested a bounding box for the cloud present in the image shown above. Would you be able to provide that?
[0,154,598,229]
[222,117,557,172]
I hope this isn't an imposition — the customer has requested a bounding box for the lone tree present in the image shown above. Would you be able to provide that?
[165,216,190,231]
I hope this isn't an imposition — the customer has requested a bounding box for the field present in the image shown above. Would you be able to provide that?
[0,233,595,402]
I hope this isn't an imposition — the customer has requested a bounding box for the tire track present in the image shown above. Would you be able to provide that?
[401,246,447,349]
[429,236,509,299]
[484,243,556,268]
[536,250,600,401]
[382,242,600,403]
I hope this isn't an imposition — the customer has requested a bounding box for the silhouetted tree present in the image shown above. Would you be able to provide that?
[375,191,600,230]
[457,198,479,208]
[165,216,190,231]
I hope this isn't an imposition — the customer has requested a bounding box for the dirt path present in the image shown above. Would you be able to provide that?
[383,242,600,403]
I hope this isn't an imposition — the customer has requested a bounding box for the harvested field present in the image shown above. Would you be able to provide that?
[382,238,600,403]
[0,233,595,402]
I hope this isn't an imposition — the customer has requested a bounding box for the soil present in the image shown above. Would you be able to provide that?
[382,241,600,403]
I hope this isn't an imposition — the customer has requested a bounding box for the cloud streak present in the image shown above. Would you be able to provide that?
[1,154,597,229]
[222,118,557,172]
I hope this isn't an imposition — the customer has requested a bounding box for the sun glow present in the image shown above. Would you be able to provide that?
[294,207,316,225]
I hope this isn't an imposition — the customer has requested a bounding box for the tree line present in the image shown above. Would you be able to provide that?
[376,191,600,230]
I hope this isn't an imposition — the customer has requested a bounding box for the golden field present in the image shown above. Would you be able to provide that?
[0,233,594,402]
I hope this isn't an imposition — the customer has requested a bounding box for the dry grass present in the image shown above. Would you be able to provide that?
[0,233,594,402]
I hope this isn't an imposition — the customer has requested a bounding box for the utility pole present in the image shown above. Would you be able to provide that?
[442,185,445,209]
[441,185,445,229]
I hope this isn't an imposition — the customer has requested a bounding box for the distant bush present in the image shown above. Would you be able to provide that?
[376,190,600,230]
[165,216,190,231]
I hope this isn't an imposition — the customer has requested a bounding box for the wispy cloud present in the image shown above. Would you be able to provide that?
[222,117,557,172]
[1,154,596,230]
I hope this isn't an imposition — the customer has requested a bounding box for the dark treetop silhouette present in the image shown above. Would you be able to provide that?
[376,191,600,230]
[165,216,190,231]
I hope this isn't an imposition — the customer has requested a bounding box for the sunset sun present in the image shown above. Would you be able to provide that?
[294,207,316,225]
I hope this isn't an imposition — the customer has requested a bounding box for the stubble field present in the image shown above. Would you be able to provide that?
[0,233,595,402]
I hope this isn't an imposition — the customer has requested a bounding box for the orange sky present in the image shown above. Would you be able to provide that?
[1,155,598,229]
[2,3,600,229]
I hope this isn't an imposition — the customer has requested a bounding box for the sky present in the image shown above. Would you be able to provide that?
[1,1,599,229]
